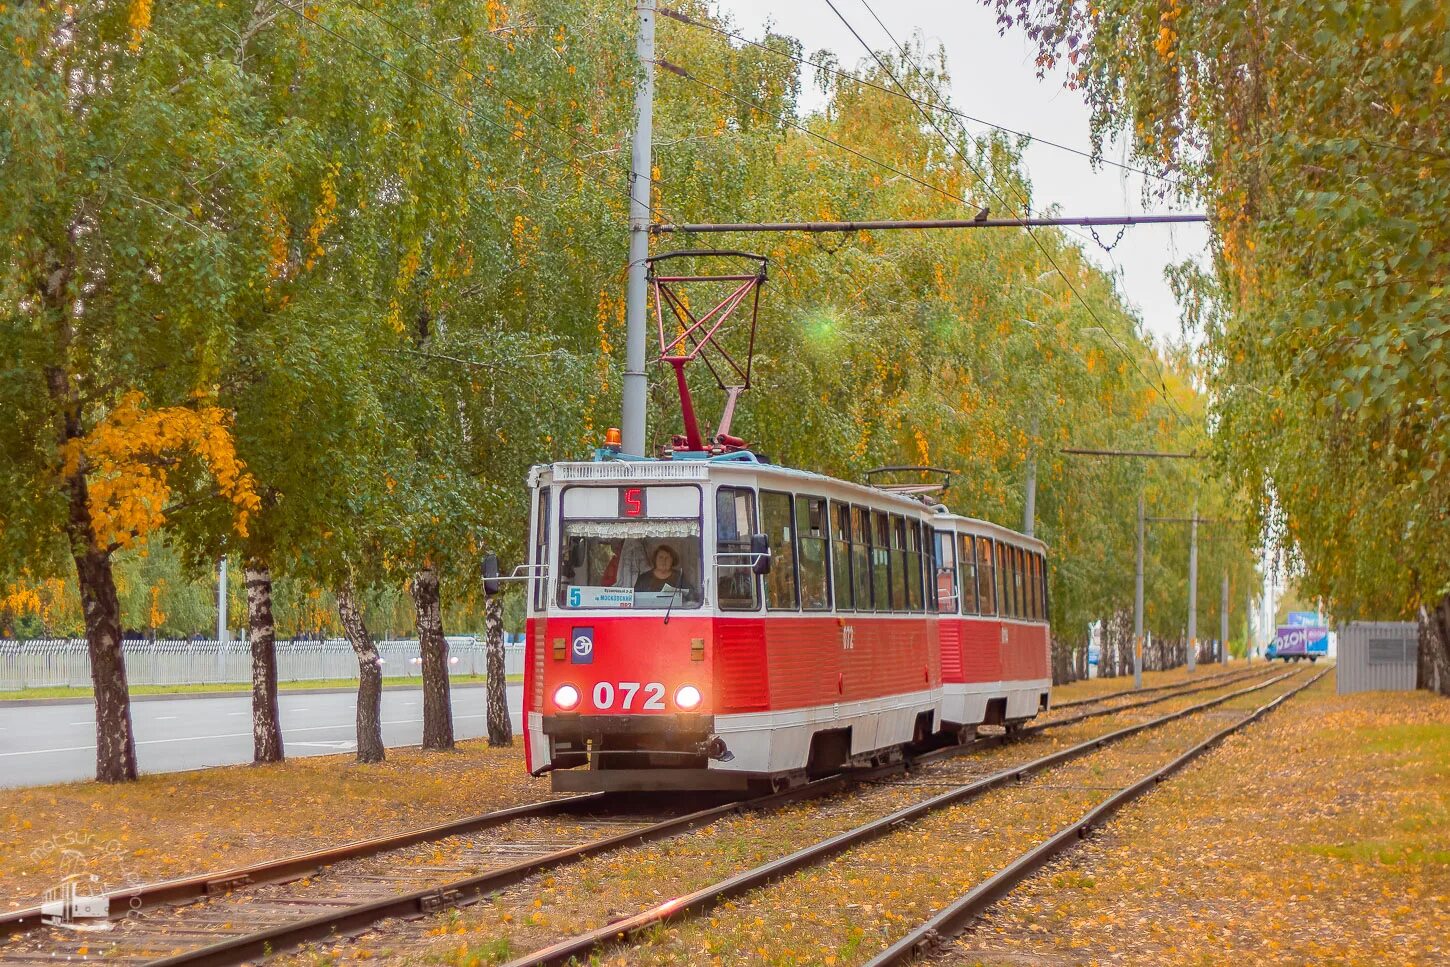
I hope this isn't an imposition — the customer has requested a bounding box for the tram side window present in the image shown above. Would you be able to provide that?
[796,495,831,611]
[761,491,799,610]
[1015,545,1026,620]
[1012,546,1025,619]
[872,511,892,611]
[831,502,854,610]
[1021,551,1032,620]
[532,487,550,611]
[1040,554,1051,622]
[973,536,994,615]
[905,520,924,612]
[1026,548,1038,617]
[1037,553,1048,621]
[1020,548,1032,617]
[956,534,976,614]
[923,523,938,612]
[1029,553,1041,621]
[997,545,1020,620]
[852,506,873,610]
[934,529,957,614]
[715,486,760,611]
[889,514,909,612]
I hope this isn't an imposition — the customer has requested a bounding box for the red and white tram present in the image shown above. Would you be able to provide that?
[519,454,1050,792]
[514,250,1050,792]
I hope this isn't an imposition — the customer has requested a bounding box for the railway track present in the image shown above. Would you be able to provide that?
[1033,663,1268,728]
[0,666,1287,966]
[1048,662,1252,709]
[495,666,1311,967]
[869,667,1332,966]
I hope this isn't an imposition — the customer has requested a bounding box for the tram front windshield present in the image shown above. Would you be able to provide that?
[558,519,703,609]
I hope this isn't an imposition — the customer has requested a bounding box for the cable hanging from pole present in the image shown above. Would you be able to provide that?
[652,214,1206,233]
[656,4,1187,189]
[825,0,1193,428]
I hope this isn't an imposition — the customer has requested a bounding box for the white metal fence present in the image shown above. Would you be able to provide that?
[0,638,526,691]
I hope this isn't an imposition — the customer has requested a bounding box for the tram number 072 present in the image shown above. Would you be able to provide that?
[591,681,666,711]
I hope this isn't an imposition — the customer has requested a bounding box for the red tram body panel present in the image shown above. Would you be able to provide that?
[521,456,1050,792]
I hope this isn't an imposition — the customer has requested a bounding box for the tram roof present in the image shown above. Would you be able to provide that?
[530,453,1047,552]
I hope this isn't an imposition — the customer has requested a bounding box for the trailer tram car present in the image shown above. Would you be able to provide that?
[520,454,1051,793]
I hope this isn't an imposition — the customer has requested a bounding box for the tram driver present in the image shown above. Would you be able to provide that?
[633,544,683,593]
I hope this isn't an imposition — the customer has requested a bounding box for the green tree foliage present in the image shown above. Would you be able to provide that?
[987,0,1447,677]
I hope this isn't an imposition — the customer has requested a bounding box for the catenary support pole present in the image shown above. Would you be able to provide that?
[1247,588,1255,661]
[1222,571,1230,664]
[217,557,229,643]
[1187,501,1198,672]
[1134,493,1145,689]
[621,0,656,456]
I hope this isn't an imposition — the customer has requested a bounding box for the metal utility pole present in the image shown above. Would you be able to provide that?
[1247,588,1255,661]
[1134,493,1145,689]
[217,557,229,643]
[621,0,656,457]
[1187,501,1199,673]
[1221,571,1230,663]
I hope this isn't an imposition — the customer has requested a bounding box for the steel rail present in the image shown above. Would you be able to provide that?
[865,666,1331,965]
[502,669,1301,967]
[0,792,608,940]
[137,766,901,967]
[1050,664,1254,709]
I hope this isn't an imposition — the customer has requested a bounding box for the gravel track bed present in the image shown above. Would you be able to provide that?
[268,670,1289,966]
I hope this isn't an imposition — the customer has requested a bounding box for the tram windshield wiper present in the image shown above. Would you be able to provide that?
[662,585,683,625]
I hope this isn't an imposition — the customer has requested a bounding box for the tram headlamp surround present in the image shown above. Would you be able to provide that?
[553,684,580,711]
[675,684,703,710]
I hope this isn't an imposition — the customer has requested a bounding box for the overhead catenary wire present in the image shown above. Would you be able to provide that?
[657,4,1186,190]
[824,0,1192,427]
[848,0,1193,424]
[664,58,1190,428]
[658,61,988,216]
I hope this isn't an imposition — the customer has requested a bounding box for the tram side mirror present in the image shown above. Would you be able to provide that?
[482,554,501,597]
[750,533,772,575]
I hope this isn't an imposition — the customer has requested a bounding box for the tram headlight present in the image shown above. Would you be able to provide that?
[553,684,580,711]
[675,684,703,710]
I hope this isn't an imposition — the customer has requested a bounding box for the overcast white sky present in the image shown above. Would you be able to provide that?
[710,0,1211,344]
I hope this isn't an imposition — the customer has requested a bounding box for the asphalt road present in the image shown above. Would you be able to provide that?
[0,684,524,788]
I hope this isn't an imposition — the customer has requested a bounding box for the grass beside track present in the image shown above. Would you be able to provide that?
[948,671,1450,966]
[0,674,517,702]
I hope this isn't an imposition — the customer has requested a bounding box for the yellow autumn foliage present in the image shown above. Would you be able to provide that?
[60,392,262,549]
